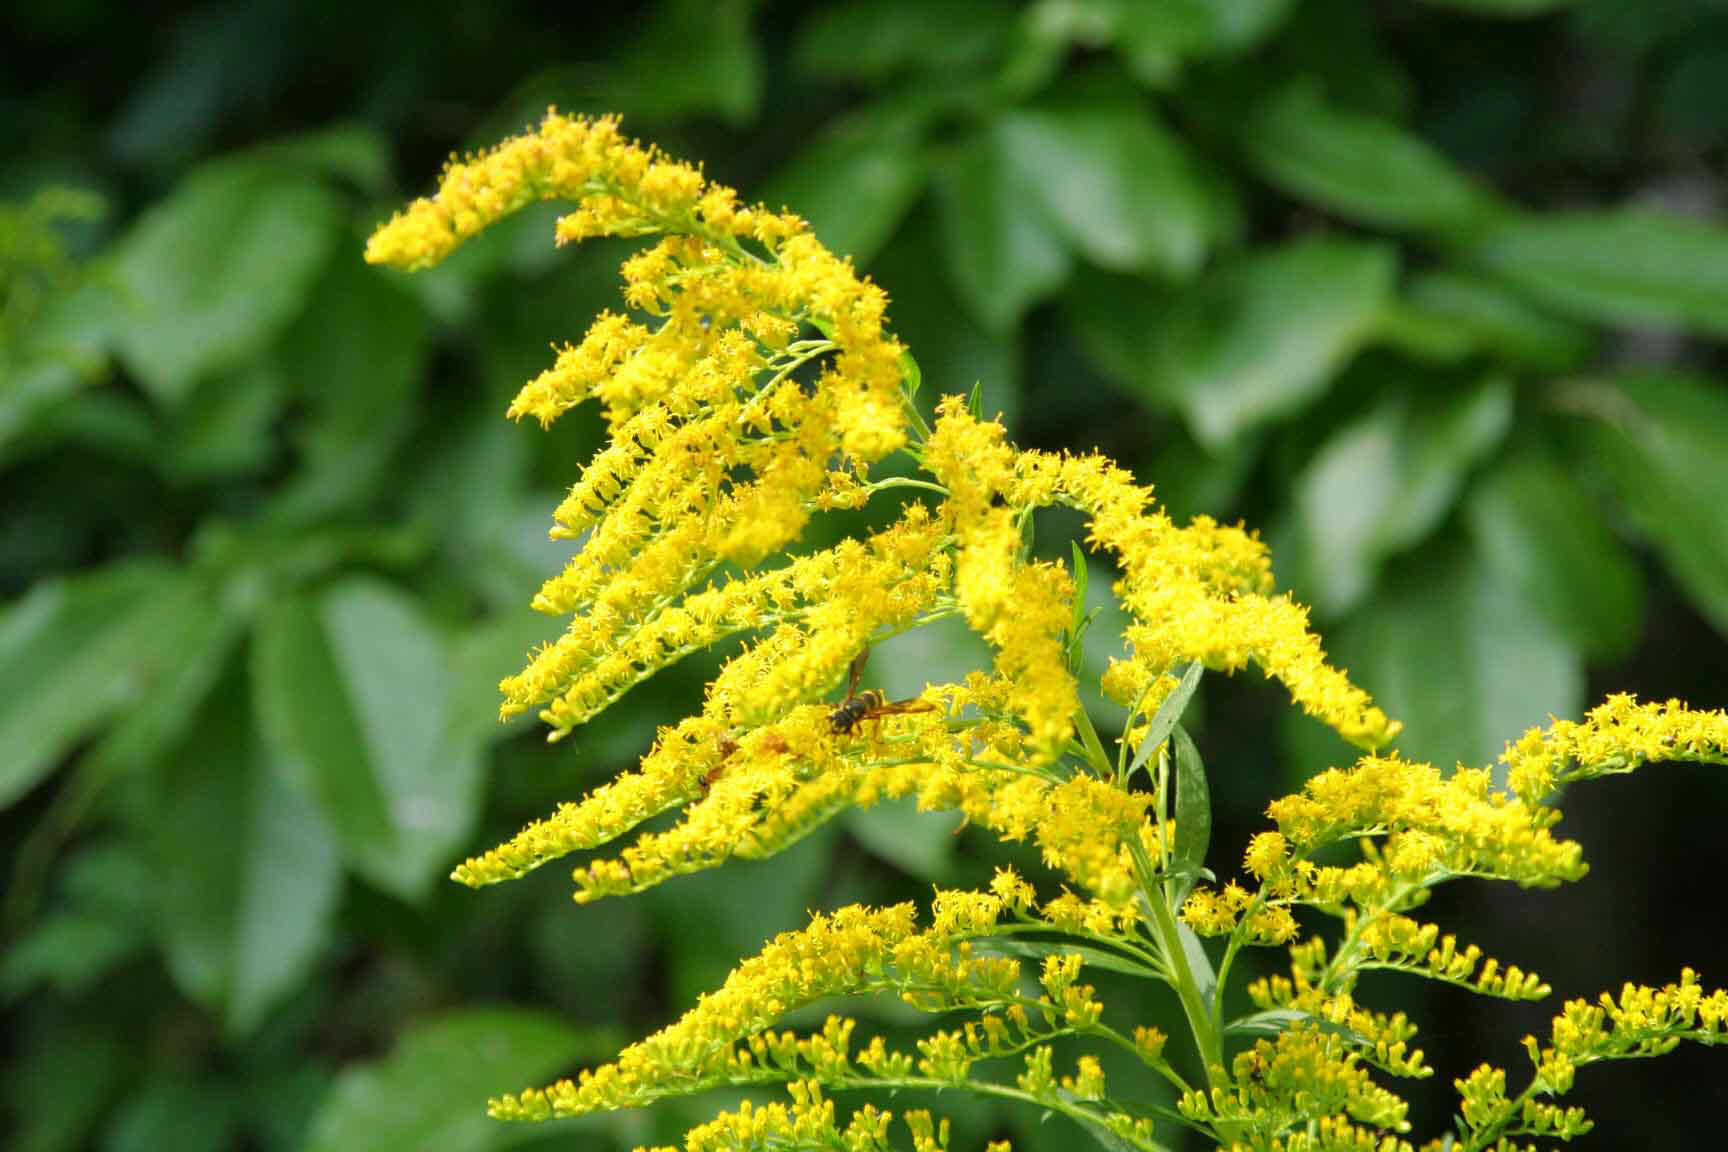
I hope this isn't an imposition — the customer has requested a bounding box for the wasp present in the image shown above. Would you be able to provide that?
[828,649,936,736]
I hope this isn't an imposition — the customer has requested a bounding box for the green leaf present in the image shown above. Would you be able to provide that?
[1420,0,1577,13]
[0,563,207,809]
[1225,1008,1364,1042]
[973,938,1161,980]
[1469,210,1728,337]
[1244,82,1490,232]
[113,155,341,403]
[251,578,482,900]
[1127,663,1203,781]
[271,248,429,519]
[163,360,283,480]
[846,797,960,881]
[796,0,1016,79]
[758,105,929,265]
[304,1010,591,1152]
[1465,438,1642,659]
[8,1003,131,1152]
[105,1073,237,1152]
[1,842,155,1002]
[1289,378,1513,614]
[1393,268,1595,372]
[1330,534,1583,772]
[1145,238,1396,446]
[1170,725,1211,903]
[607,0,761,124]
[151,675,340,1034]
[1175,920,1217,1006]
[935,119,1073,332]
[1574,372,1728,633]
[876,208,1022,427]
[1005,81,1213,277]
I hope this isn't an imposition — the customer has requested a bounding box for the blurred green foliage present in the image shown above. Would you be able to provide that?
[3,1,1727,1149]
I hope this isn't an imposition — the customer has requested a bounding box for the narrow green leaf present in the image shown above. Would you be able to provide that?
[1225,1008,1364,1042]
[0,564,205,809]
[1170,726,1211,904]
[1245,82,1489,231]
[1145,238,1396,445]
[1574,372,1728,633]
[935,119,1072,332]
[1128,662,1204,781]
[1176,920,1217,1007]
[113,155,340,402]
[973,939,1161,980]
[1470,209,1728,336]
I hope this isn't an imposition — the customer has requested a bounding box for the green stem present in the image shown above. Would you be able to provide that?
[1131,841,1225,1094]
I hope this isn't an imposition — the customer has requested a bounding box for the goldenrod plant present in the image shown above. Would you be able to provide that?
[368,113,1728,1152]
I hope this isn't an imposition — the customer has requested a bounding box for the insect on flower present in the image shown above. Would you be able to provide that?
[828,649,937,736]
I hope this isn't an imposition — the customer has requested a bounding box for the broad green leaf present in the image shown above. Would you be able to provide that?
[796,0,1016,80]
[255,123,392,194]
[1290,378,1512,614]
[651,827,837,1007]
[607,0,761,124]
[1420,0,1576,12]
[8,1003,131,1152]
[1,842,154,1001]
[1331,535,1582,772]
[251,578,482,899]
[1170,726,1211,901]
[847,797,961,881]
[151,677,340,1035]
[935,119,1073,332]
[1466,438,1642,658]
[1470,209,1728,337]
[304,1011,585,1152]
[0,563,206,809]
[1063,265,1172,404]
[1144,238,1396,446]
[271,248,429,519]
[163,360,283,480]
[1003,84,1212,277]
[78,572,246,786]
[1575,372,1728,633]
[113,155,340,402]
[1245,83,1490,232]
[105,1073,237,1152]
[758,105,929,265]
[1394,268,1594,372]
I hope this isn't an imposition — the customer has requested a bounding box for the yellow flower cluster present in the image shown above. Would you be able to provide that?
[1502,692,1728,804]
[368,110,911,747]
[371,115,1728,1152]
[1455,969,1728,1149]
